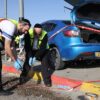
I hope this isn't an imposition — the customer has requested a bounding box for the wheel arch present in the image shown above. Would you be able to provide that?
[49,44,57,48]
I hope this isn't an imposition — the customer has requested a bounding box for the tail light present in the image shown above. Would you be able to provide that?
[83,52,93,56]
[63,30,80,37]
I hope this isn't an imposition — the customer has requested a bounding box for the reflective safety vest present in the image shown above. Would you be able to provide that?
[29,28,49,49]
[9,19,18,26]
[0,18,18,44]
[15,36,20,44]
[8,19,19,44]
[0,18,6,41]
[0,18,19,50]
[0,18,18,26]
[0,18,18,37]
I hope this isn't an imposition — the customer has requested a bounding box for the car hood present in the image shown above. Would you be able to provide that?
[64,0,100,28]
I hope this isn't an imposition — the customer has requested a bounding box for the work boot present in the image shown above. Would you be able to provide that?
[43,78,52,87]
[44,81,52,87]
[0,87,13,95]
[44,83,52,87]
[19,75,29,85]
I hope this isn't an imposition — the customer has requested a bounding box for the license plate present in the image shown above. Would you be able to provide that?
[95,52,100,57]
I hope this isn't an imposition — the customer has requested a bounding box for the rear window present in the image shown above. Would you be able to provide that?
[42,23,56,32]
[62,21,71,25]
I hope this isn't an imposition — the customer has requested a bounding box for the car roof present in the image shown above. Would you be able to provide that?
[42,20,71,24]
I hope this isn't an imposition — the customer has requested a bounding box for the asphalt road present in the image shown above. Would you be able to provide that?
[54,60,100,81]
[1,57,100,100]
[0,75,71,100]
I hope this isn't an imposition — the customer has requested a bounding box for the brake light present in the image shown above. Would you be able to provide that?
[63,30,79,37]
[83,52,93,56]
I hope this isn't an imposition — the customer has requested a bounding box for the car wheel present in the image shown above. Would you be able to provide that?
[89,39,98,43]
[49,47,65,70]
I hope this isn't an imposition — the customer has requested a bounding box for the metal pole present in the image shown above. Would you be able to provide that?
[4,0,7,18]
[4,0,7,61]
[19,0,24,20]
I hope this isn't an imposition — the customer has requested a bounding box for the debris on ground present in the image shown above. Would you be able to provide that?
[2,76,72,100]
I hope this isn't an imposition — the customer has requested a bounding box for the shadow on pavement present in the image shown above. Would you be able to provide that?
[0,77,20,95]
[78,95,87,100]
[63,59,100,69]
[3,78,19,90]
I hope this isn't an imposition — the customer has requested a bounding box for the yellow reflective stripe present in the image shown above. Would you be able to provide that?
[0,18,5,41]
[15,36,20,44]
[0,18,18,41]
[9,19,18,26]
[38,30,47,48]
[29,29,49,49]
[0,36,2,40]
[29,28,34,46]
[29,28,33,37]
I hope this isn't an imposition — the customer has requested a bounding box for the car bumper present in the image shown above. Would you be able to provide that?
[61,43,100,61]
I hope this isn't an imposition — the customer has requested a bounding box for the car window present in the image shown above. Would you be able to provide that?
[62,21,71,25]
[42,23,56,32]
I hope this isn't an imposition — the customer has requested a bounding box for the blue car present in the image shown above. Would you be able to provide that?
[41,0,100,70]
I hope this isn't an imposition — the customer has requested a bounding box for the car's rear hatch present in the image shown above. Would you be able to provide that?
[64,0,100,43]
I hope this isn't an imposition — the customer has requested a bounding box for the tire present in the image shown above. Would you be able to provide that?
[49,47,65,70]
[89,39,98,43]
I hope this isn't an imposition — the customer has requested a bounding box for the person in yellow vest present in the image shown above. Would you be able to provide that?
[0,18,31,94]
[20,23,52,87]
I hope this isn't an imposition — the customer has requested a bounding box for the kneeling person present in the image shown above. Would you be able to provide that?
[21,24,52,87]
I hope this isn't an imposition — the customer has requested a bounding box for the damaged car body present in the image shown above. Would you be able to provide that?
[42,0,100,70]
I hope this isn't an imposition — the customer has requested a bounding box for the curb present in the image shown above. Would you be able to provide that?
[2,64,82,89]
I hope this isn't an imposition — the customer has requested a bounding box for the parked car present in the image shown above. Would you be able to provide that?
[41,0,100,70]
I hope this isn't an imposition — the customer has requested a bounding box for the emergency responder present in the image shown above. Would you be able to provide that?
[20,23,52,87]
[0,18,31,94]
